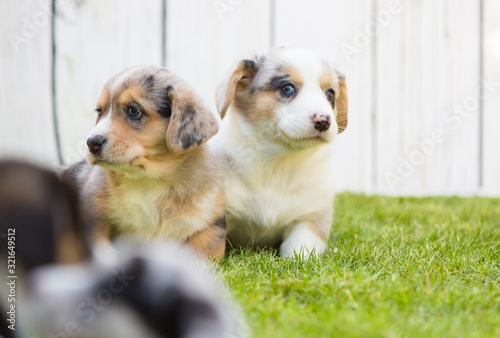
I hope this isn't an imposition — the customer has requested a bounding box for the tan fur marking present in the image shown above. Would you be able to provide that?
[117,85,146,107]
[235,89,280,125]
[284,65,304,88]
[336,80,348,133]
[97,88,110,111]
[319,71,334,90]
[306,208,334,242]
[186,220,226,260]
[95,89,110,124]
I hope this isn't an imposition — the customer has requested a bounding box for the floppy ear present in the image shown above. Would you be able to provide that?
[215,59,260,119]
[165,86,220,155]
[336,74,348,134]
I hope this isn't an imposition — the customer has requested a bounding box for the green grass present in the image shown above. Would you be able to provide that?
[217,193,500,338]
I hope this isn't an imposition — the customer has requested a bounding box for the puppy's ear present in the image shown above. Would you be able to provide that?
[216,58,260,118]
[336,73,348,134]
[165,86,219,155]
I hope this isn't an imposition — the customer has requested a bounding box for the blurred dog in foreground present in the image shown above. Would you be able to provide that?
[64,66,227,260]
[0,160,91,337]
[29,242,244,338]
[0,161,244,338]
[0,161,91,270]
[215,47,348,258]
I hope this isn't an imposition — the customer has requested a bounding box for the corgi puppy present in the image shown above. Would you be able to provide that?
[64,66,227,259]
[214,47,348,258]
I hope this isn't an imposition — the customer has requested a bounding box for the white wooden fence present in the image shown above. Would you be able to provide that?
[1,0,499,196]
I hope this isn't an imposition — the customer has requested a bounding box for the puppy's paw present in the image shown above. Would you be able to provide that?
[280,223,327,259]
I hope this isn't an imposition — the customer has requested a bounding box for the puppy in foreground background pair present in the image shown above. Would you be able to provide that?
[69,47,347,259]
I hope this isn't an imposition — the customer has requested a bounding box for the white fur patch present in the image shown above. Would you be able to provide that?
[280,223,327,258]
[89,110,112,138]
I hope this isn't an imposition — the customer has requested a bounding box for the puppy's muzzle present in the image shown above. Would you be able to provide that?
[87,135,107,155]
[311,114,331,132]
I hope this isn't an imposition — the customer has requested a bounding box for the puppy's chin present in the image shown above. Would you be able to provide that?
[86,152,100,166]
[86,152,144,174]
[86,152,118,166]
[277,129,337,149]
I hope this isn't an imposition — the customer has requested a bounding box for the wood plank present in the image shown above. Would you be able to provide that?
[376,0,481,195]
[165,0,271,109]
[0,0,59,166]
[54,0,163,164]
[483,0,500,196]
[274,0,374,193]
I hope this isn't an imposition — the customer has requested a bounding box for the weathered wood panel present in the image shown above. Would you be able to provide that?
[2,0,499,195]
[54,0,163,164]
[0,0,59,166]
[376,0,481,195]
[165,0,271,109]
[274,0,374,193]
[483,0,500,196]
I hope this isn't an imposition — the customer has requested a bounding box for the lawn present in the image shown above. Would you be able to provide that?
[217,193,500,338]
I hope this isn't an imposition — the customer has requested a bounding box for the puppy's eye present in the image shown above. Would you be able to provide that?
[95,108,103,117]
[280,84,296,97]
[326,89,335,99]
[127,106,142,119]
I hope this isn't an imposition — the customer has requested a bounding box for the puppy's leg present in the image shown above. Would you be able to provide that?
[280,209,333,258]
[91,219,120,252]
[186,216,227,260]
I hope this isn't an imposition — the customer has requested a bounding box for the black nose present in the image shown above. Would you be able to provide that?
[312,114,331,132]
[87,135,106,155]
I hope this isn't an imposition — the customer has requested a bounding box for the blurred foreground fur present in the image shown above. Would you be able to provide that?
[29,241,245,338]
[0,160,91,337]
[0,160,91,271]
[0,161,245,338]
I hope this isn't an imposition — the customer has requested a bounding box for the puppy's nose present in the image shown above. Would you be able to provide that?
[87,135,106,154]
[311,114,331,132]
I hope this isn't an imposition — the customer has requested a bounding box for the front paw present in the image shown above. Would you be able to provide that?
[280,224,327,259]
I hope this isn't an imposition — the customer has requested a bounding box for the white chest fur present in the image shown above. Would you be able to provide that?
[218,116,335,246]
[83,168,212,242]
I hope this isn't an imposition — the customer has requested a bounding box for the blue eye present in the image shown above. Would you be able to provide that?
[281,84,295,97]
[127,106,142,119]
